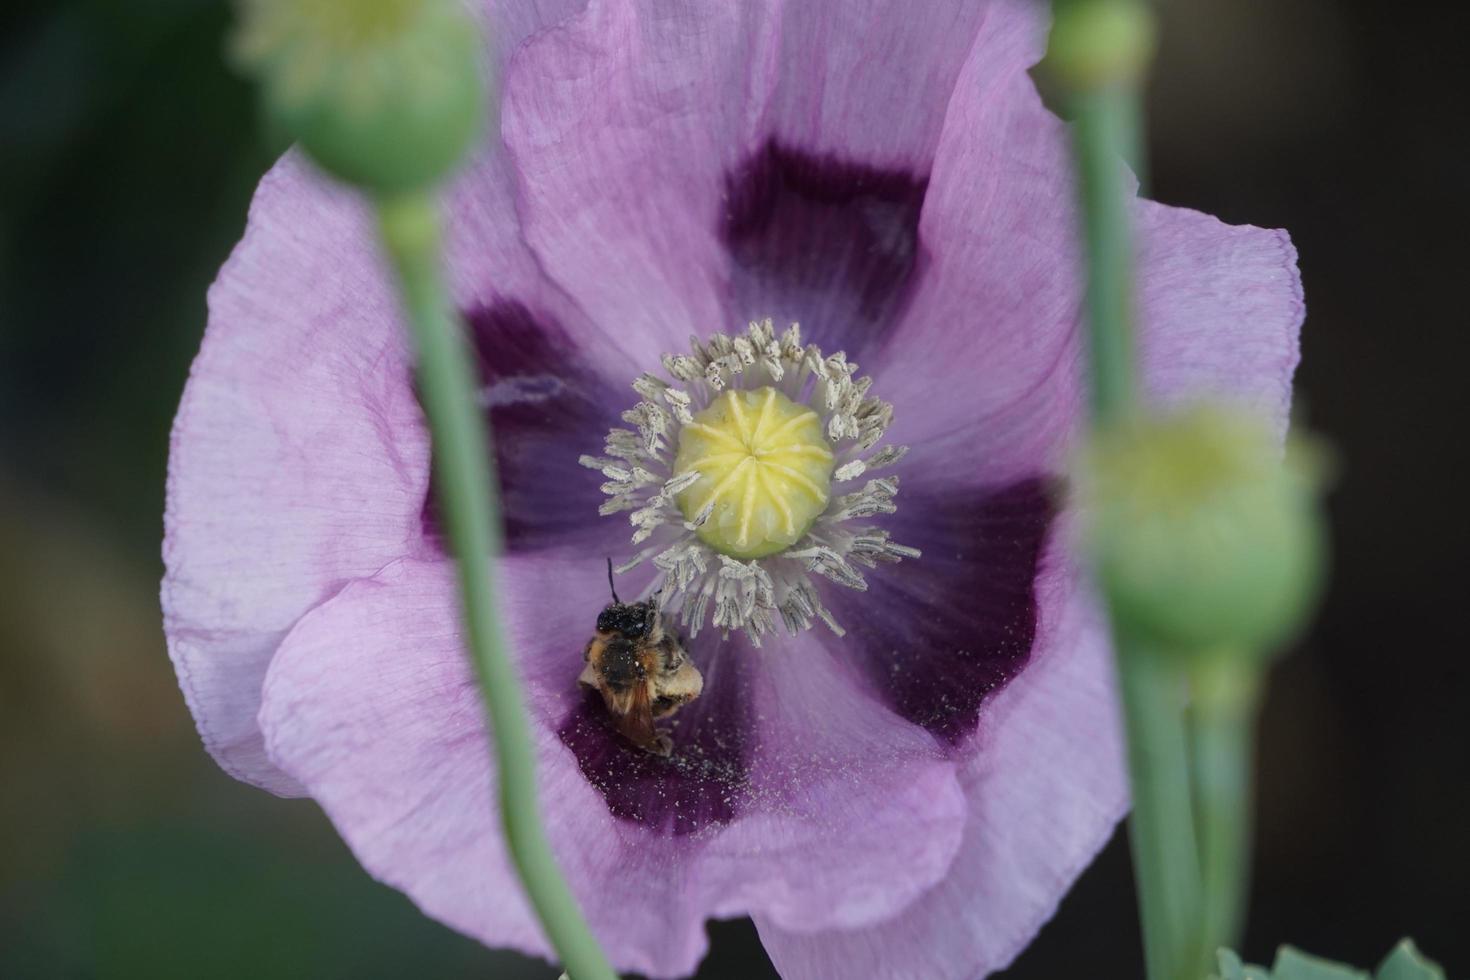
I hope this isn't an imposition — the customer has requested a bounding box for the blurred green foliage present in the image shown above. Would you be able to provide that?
[1216,940,1445,980]
[0,0,280,551]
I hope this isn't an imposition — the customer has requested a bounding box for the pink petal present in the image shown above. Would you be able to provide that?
[877,0,1303,488]
[1135,202,1304,432]
[162,156,428,795]
[165,1,619,793]
[757,563,1130,979]
[818,477,1056,748]
[259,556,969,977]
[873,0,1084,485]
[500,0,998,356]
[419,303,637,556]
[759,0,999,169]
[481,0,590,64]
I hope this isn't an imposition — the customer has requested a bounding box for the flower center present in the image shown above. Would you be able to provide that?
[585,319,918,642]
[672,387,835,560]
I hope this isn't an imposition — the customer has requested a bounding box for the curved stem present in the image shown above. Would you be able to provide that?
[376,191,618,980]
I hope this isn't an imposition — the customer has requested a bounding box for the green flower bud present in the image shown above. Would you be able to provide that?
[1043,0,1157,90]
[234,0,486,194]
[1078,406,1326,657]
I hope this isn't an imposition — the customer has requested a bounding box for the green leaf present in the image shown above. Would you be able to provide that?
[1218,949,1248,980]
[1271,946,1370,980]
[1376,940,1445,980]
[1216,949,1271,980]
[1218,939,1447,980]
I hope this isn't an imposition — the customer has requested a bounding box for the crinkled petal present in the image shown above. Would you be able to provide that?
[1133,202,1304,435]
[757,572,1130,980]
[501,0,998,360]
[259,556,968,977]
[757,0,995,169]
[871,0,1082,485]
[500,1,761,357]
[162,156,428,795]
[481,0,589,64]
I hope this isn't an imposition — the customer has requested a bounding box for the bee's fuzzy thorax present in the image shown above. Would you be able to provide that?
[595,600,656,638]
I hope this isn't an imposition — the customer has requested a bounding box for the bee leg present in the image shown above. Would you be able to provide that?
[657,633,685,670]
[576,661,599,691]
[648,732,673,757]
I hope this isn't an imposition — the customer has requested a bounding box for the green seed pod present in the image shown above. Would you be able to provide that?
[1043,0,1157,91]
[234,0,486,194]
[1078,407,1326,658]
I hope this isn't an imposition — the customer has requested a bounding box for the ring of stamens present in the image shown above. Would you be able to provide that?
[581,318,919,644]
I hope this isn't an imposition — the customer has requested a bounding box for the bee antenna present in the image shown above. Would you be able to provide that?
[606,557,621,604]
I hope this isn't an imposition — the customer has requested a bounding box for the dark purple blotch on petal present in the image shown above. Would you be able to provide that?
[419,302,622,554]
[558,643,753,837]
[722,142,928,362]
[829,477,1057,747]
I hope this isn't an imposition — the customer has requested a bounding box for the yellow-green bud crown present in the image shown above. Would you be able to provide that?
[1080,406,1325,656]
[234,0,485,194]
[673,388,835,560]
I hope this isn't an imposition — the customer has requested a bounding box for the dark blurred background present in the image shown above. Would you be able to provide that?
[1,0,1465,977]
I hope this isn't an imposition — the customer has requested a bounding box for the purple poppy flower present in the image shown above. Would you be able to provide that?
[162,0,1303,976]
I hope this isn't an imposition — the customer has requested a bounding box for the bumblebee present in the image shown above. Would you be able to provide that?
[578,561,703,756]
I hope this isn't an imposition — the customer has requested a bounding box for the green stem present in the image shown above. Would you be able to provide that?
[1115,86,1149,193]
[1115,641,1206,980]
[376,191,617,980]
[1058,14,1209,976]
[1072,84,1139,428]
[1191,656,1260,960]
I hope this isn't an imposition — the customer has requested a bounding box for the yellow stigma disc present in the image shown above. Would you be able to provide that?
[672,387,835,559]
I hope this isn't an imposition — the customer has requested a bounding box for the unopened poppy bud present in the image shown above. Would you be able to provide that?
[233,0,485,194]
[1043,0,1157,90]
[1078,407,1325,657]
